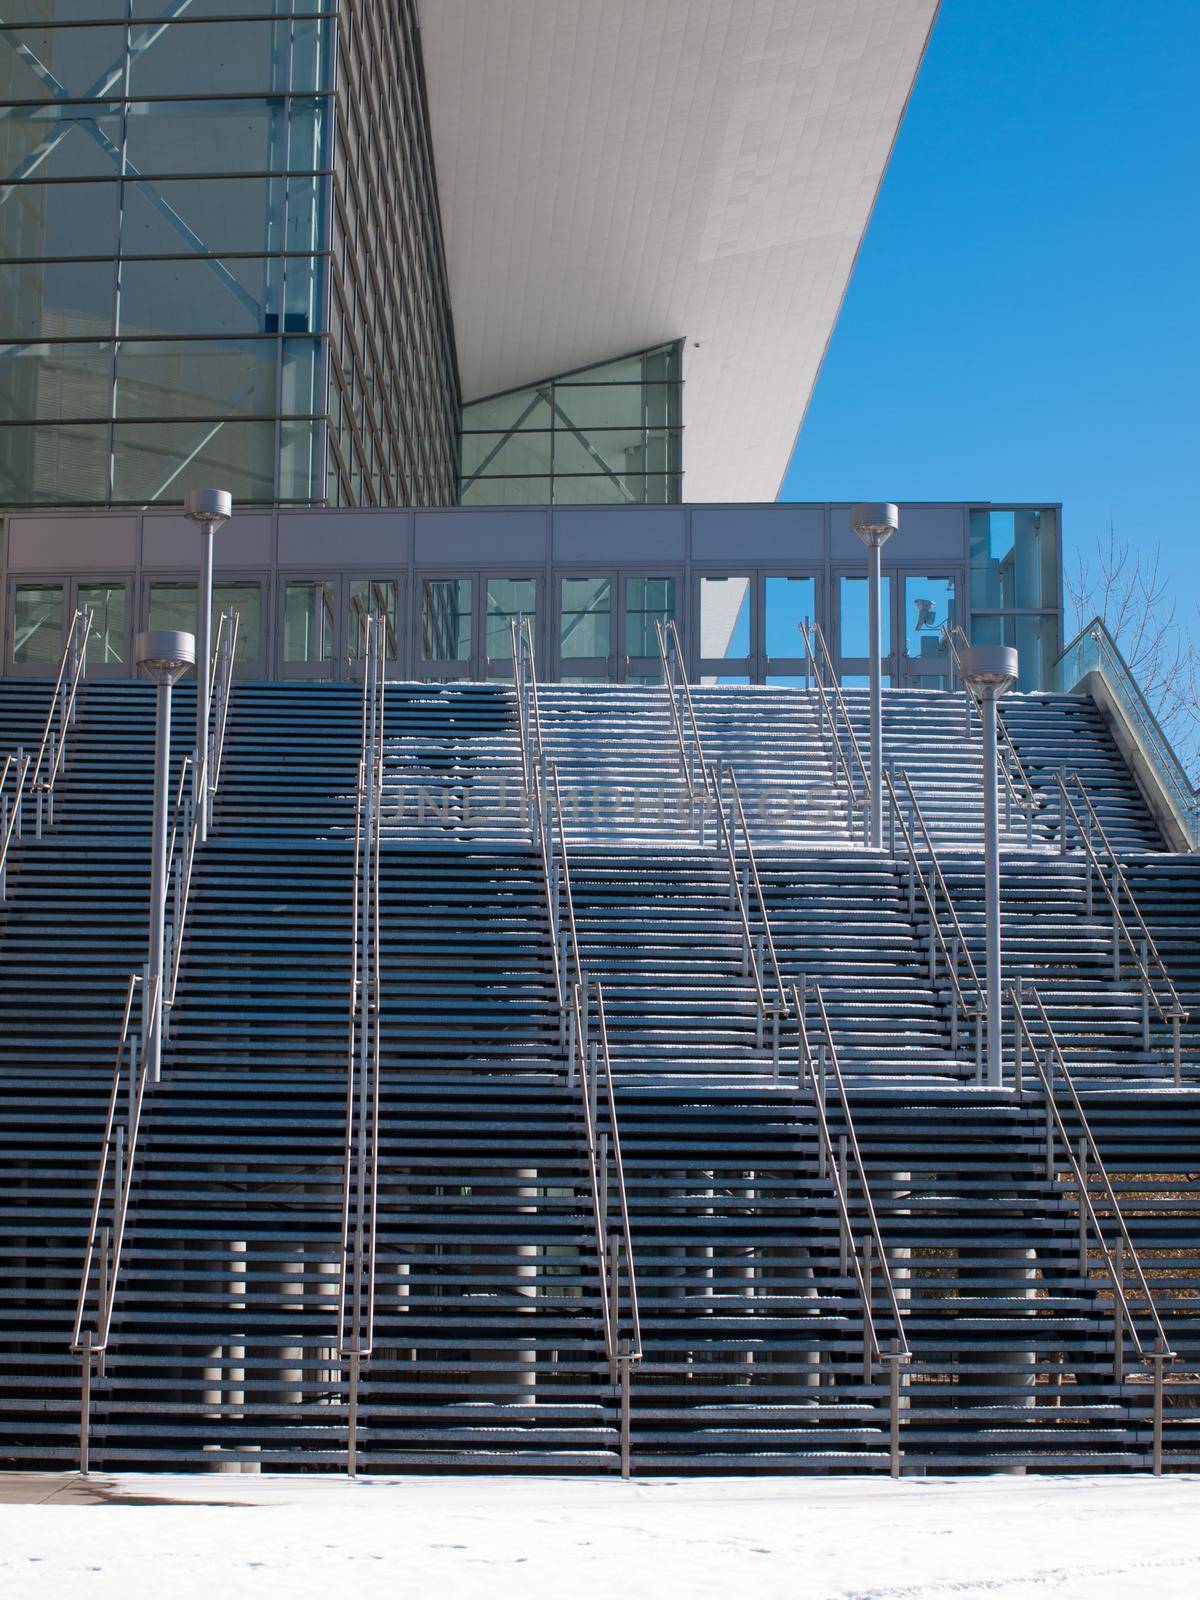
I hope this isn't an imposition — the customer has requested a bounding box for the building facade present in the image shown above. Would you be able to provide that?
[0,0,459,511]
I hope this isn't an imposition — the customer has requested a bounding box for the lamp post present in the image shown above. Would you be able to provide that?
[851,502,899,849]
[183,488,232,843]
[960,643,1019,1087]
[136,629,196,1084]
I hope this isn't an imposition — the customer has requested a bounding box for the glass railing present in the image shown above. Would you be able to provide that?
[1055,616,1199,848]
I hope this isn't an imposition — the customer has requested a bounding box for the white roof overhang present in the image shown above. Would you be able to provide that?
[419,1,939,502]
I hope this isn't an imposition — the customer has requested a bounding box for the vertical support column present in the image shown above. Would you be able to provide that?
[867,537,884,851]
[184,490,233,843]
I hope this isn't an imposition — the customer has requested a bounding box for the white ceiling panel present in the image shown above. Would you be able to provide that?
[419,1,938,501]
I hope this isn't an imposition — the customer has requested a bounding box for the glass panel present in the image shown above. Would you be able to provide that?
[0,103,123,183]
[904,576,956,661]
[764,576,816,660]
[124,99,315,176]
[1,180,120,257]
[560,577,611,660]
[840,675,893,689]
[119,175,284,257]
[115,339,278,420]
[0,422,109,503]
[77,584,125,666]
[624,576,676,658]
[971,613,1057,694]
[839,574,891,658]
[1,28,127,100]
[700,576,750,662]
[283,580,334,664]
[0,342,112,423]
[969,508,1059,611]
[12,583,63,665]
[118,256,277,338]
[347,579,398,659]
[215,583,261,663]
[150,581,260,662]
[127,21,290,99]
[461,430,551,477]
[485,577,536,665]
[422,578,471,662]
[0,260,115,340]
[112,420,275,502]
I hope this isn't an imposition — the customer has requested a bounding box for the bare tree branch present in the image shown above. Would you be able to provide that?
[1069,521,1200,784]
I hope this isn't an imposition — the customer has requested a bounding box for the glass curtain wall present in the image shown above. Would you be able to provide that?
[0,1,334,506]
[0,0,459,510]
[969,507,1061,690]
[460,342,683,506]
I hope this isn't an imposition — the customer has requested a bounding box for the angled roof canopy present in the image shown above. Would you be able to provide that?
[418,0,939,502]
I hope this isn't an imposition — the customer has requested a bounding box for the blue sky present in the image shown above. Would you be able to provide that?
[781,0,1200,630]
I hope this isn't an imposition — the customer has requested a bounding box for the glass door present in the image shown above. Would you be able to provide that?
[834,569,895,687]
[621,574,677,682]
[74,580,131,678]
[417,575,473,679]
[697,574,752,683]
[6,580,65,675]
[278,577,338,679]
[556,575,614,680]
[483,574,540,679]
[762,573,819,683]
[347,578,401,677]
[899,572,957,688]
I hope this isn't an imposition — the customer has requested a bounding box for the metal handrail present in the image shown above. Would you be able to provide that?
[70,968,160,1472]
[943,622,1041,843]
[795,980,909,1475]
[882,766,985,1069]
[162,610,240,1020]
[801,619,872,799]
[655,621,787,1050]
[512,621,641,1473]
[339,612,385,1475]
[1011,984,1175,1470]
[0,609,93,899]
[1055,772,1187,1079]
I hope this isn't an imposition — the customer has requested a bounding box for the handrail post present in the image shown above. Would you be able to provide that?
[1113,1235,1125,1385]
[619,1339,632,1479]
[78,1329,92,1475]
[889,1342,902,1478]
[1152,1343,1166,1476]
[861,1232,873,1381]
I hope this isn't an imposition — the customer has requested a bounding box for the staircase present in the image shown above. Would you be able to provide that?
[0,663,1196,1474]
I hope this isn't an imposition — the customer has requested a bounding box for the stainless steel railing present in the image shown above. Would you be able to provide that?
[1054,770,1187,1081]
[512,618,642,1475]
[655,620,910,1470]
[162,609,240,1032]
[943,622,1042,846]
[798,619,871,844]
[0,608,93,898]
[795,978,911,1475]
[655,621,789,1062]
[339,611,386,1476]
[1011,981,1176,1473]
[70,968,161,1472]
[882,765,986,1073]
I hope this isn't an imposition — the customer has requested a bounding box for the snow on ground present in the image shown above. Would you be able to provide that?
[2,1472,1198,1600]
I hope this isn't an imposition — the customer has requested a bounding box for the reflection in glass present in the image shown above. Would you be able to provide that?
[149,582,260,662]
[283,581,334,664]
[422,579,472,662]
[560,577,611,661]
[485,577,536,663]
[13,584,63,665]
[78,584,126,666]
[624,576,676,658]
[765,576,816,660]
[904,576,955,661]
[839,574,892,659]
[348,579,398,659]
[699,576,750,663]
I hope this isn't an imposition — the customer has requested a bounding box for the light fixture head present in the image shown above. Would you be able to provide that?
[960,643,1018,698]
[850,502,899,548]
[135,629,196,686]
[184,487,233,533]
